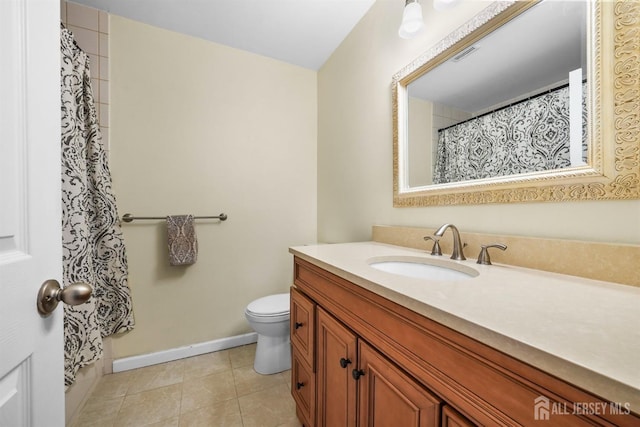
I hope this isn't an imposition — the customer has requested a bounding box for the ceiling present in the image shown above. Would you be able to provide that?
[70,0,376,70]
[409,1,587,113]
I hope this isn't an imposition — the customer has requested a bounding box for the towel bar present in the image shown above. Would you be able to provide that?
[121,213,228,223]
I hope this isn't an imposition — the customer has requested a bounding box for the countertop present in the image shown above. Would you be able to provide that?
[289,241,640,413]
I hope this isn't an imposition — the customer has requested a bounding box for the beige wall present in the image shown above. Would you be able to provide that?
[318,0,640,245]
[109,16,317,358]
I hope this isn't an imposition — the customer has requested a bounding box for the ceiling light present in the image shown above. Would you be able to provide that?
[399,0,425,39]
[433,0,462,11]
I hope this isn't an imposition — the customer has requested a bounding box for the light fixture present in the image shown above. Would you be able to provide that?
[398,0,425,39]
[433,0,462,11]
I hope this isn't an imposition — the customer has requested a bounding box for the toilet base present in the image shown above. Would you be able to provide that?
[254,334,291,375]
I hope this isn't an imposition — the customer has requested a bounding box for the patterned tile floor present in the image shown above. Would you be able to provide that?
[70,344,301,427]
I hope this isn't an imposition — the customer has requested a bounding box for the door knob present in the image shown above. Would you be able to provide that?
[37,279,92,317]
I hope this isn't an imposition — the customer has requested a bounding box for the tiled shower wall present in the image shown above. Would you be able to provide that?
[61,2,113,424]
[61,0,110,150]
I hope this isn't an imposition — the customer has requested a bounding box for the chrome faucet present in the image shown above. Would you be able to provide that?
[434,223,466,260]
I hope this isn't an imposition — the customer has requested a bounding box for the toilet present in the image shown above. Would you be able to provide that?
[244,293,291,375]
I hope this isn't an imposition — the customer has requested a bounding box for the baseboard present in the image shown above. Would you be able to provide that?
[112,332,258,373]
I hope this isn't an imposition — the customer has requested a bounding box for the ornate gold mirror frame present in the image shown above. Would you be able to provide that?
[392,1,639,206]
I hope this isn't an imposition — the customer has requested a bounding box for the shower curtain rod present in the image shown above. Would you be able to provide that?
[121,213,228,222]
[437,79,586,133]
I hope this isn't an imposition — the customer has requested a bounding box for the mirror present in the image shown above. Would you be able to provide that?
[392,1,640,206]
[407,1,587,187]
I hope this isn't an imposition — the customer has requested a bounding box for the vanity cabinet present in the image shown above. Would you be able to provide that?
[290,256,640,427]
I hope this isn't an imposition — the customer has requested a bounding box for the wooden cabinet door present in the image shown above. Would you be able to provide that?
[357,340,441,427]
[291,287,316,369]
[316,307,358,427]
[442,405,476,427]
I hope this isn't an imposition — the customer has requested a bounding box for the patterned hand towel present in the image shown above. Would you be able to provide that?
[166,215,198,266]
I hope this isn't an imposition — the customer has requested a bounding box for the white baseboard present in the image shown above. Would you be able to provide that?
[112,332,258,373]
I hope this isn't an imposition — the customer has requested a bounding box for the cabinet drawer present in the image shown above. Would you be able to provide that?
[442,405,476,427]
[291,286,315,369]
[292,353,315,427]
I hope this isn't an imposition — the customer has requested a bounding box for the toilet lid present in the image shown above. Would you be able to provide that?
[246,293,290,317]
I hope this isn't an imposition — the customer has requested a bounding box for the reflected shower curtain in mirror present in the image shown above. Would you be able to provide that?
[61,26,135,387]
[433,84,587,184]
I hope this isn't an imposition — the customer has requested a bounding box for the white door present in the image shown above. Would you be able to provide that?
[0,0,64,425]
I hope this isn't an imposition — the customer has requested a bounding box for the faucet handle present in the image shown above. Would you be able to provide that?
[477,243,507,265]
[423,236,442,256]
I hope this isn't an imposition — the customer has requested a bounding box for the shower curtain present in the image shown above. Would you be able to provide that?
[433,84,587,184]
[61,25,135,387]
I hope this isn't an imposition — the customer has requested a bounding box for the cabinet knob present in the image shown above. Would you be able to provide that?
[294,322,304,329]
[339,357,352,368]
[296,381,304,390]
[352,369,365,380]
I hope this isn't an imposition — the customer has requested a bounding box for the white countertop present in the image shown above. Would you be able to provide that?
[289,242,640,412]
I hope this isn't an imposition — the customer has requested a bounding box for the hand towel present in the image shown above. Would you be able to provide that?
[166,215,198,266]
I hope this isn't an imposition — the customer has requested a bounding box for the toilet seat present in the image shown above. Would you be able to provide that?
[245,293,289,317]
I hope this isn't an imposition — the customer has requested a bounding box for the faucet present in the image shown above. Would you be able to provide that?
[434,223,466,260]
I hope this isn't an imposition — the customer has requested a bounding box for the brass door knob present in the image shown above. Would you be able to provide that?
[36,279,92,317]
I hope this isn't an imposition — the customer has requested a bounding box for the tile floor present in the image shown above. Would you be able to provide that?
[70,344,301,427]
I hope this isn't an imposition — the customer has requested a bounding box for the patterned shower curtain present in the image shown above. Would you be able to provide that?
[61,26,135,387]
[433,84,587,184]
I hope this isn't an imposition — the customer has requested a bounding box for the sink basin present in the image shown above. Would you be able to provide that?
[368,256,478,281]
